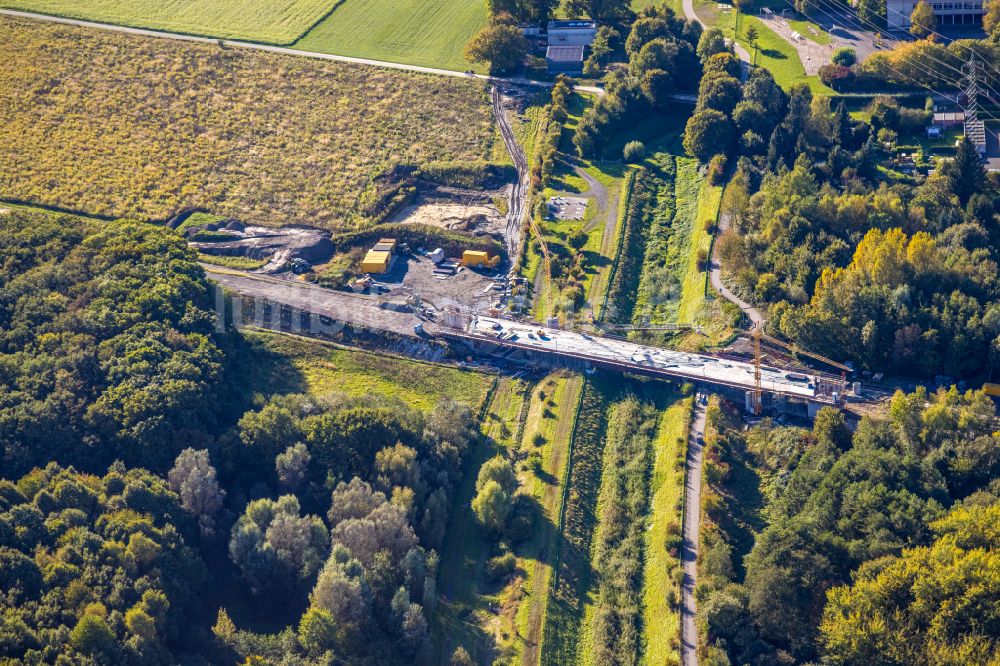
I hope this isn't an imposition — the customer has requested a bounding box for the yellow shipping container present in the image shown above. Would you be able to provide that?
[463,250,489,267]
[362,250,391,274]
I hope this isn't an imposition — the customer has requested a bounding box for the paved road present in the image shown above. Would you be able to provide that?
[468,316,821,397]
[679,0,752,80]
[0,8,605,95]
[709,213,763,328]
[204,266,429,337]
[680,399,708,666]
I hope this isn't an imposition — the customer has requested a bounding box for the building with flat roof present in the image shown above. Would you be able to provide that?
[547,19,597,46]
[361,238,397,274]
[546,45,585,75]
[933,110,965,127]
[886,0,983,29]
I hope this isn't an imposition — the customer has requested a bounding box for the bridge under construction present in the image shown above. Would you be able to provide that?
[206,269,851,417]
[441,315,848,417]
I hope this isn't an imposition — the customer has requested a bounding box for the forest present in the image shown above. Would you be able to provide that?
[696,391,1000,665]
[0,208,482,664]
[3,1,1000,662]
[677,58,1000,378]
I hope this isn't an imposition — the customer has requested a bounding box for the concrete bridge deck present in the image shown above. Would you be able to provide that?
[446,316,841,404]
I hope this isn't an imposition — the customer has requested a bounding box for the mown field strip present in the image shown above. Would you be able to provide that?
[643,393,694,664]
[514,373,584,665]
[587,170,635,321]
[0,0,335,42]
[294,0,487,71]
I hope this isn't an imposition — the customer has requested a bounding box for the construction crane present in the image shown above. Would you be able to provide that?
[758,331,851,373]
[749,321,851,413]
[601,323,694,332]
[752,324,763,415]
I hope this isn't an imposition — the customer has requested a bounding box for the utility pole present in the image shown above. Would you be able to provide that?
[962,54,987,155]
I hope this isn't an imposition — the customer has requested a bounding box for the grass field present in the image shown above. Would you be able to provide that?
[510,374,583,664]
[0,0,335,42]
[295,0,488,71]
[0,17,494,229]
[249,332,494,411]
[697,1,833,94]
[643,394,693,664]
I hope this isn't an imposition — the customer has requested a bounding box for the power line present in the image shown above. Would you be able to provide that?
[881,2,1000,82]
[765,0,1000,137]
[807,0,966,95]
[809,0,1000,111]
[811,0,971,83]
[814,0,1000,91]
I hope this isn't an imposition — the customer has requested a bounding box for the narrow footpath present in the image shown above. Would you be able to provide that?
[709,213,763,328]
[680,398,708,666]
[679,0,752,79]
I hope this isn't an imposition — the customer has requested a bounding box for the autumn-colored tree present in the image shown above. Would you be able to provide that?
[909,0,936,37]
[822,504,1000,664]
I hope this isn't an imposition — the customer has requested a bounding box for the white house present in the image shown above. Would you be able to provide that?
[547,20,597,46]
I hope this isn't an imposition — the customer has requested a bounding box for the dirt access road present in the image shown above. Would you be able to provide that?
[492,86,529,271]
[577,167,624,320]
[204,266,430,337]
[680,398,708,666]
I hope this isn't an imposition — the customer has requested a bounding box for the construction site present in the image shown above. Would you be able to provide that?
[205,266,860,419]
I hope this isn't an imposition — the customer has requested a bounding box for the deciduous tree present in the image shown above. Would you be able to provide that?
[168,448,225,538]
[909,0,936,37]
[464,24,529,74]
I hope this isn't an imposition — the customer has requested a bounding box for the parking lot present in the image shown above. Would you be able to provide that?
[547,195,588,221]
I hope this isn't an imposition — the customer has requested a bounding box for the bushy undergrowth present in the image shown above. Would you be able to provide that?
[540,377,611,665]
[590,396,659,665]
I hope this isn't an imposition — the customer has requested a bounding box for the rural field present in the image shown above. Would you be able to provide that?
[295,0,488,71]
[0,0,335,42]
[0,17,494,228]
[537,375,692,665]
[249,331,496,411]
